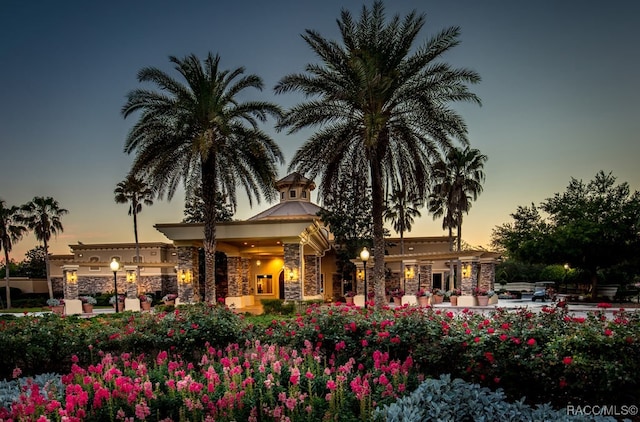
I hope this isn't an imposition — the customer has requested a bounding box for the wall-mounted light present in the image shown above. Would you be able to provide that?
[462,264,471,278]
[289,270,295,281]
[405,267,414,279]
[126,270,136,283]
[179,269,192,284]
[66,270,77,284]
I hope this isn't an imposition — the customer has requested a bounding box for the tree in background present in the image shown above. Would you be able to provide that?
[384,186,422,256]
[276,2,480,307]
[18,197,68,300]
[429,146,487,253]
[492,171,640,294]
[20,246,47,279]
[316,168,374,283]
[183,187,233,223]
[114,174,155,283]
[123,53,283,302]
[0,199,27,308]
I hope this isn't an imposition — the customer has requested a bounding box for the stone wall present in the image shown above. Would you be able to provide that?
[56,275,167,299]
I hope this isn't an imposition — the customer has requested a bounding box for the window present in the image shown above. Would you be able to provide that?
[302,191,307,199]
[256,274,273,294]
[289,190,296,198]
[89,256,100,271]
[280,191,285,200]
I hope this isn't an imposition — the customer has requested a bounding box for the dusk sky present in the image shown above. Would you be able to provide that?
[1,1,639,261]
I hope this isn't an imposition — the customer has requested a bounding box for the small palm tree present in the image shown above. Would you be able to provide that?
[114,174,154,284]
[276,2,480,307]
[0,199,27,308]
[430,146,487,252]
[19,197,68,299]
[123,52,283,302]
[384,186,422,256]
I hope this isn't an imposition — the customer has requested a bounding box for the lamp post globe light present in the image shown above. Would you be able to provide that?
[360,247,370,308]
[110,258,120,313]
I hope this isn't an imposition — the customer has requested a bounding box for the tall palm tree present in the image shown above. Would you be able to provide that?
[384,187,422,256]
[431,146,487,253]
[19,197,68,299]
[122,52,283,303]
[114,174,155,284]
[275,1,480,307]
[0,199,27,308]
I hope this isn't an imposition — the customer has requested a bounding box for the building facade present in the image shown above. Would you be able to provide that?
[51,173,499,306]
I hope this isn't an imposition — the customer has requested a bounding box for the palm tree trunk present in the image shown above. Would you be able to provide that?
[4,249,11,309]
[448,226,455,290]
[202,155,217,303]
[370,159,386,309]
[44,238,53,299]
[456,211,463,252]
[133,209,141,294]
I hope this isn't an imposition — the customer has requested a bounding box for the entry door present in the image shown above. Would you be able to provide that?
[433,273,443,291]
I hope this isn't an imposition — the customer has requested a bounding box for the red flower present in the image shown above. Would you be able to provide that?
[527,338,536,346]
[604,328,613,336]
[562,356,573,365]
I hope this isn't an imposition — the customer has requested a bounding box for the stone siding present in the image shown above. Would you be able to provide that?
[227,256,242,297]
[479,262,495,292]
[304,255,320,296]
[283,243,301,300]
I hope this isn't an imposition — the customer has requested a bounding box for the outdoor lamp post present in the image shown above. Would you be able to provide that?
[360,247,370,308]
[110,258,120,313]
[563,263,570,294]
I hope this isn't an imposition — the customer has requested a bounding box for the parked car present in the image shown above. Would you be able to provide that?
[532,281,556,302]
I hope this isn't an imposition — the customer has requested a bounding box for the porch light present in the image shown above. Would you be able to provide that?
[66,270,77,284]
[126,270,136,283]
[405,267,414,279]
[462,264,471,278]
[179,269,192,284]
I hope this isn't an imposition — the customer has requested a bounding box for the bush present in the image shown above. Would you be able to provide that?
[374,374,616,421]
[261,299,296,315]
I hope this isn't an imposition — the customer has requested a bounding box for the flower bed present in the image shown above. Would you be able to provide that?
[0,302,638,419]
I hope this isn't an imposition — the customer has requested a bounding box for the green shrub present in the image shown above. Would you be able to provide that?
[374,374,616,421]
[261,299,295,315]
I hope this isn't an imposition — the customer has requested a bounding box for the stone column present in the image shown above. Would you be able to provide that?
[177,246,198,302]
[403,260,418,294]
[479,260,495,291]
[304,255,320,296]
[460,259,480,295]
[283,243,301,300]
[418,261,433,292]
[62,265,79,300]
[124,266,138,299]
[241,258,250,295]
[227,256,242,297]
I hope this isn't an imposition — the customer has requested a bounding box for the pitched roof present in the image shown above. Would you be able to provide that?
[247,201,323,221]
